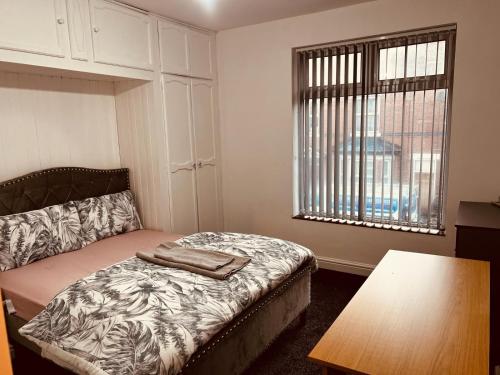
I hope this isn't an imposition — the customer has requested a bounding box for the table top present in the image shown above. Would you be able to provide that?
[456,201,500,230]
[308,250,490,375]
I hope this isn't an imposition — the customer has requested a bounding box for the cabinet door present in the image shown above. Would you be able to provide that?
[162,75,199,234]
[0,0,67,57]
[158,20,189,76]
[188,29,213,79]
[89,0,153,70]
[66,0,92,61]
[191,79,221,231]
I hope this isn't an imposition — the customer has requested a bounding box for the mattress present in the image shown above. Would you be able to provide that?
[0,229,182,321]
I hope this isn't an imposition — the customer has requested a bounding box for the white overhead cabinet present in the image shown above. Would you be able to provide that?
[66,0,92,61]
[0,0,155,79]
[89,0,154,70]
[0,0,68,57]
[158,19,214,79]
[188,30,213,79]
[162,75,221,234]
[158,21,190,76]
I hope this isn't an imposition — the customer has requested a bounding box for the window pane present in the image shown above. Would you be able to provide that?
[379,41,446,79]
[308,52,361,86]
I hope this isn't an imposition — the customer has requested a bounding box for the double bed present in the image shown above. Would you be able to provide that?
[0,167,315,374]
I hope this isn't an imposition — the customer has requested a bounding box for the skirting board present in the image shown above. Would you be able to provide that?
[316,255,375,276]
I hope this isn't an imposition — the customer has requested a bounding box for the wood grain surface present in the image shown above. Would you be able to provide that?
[309,250,490,375]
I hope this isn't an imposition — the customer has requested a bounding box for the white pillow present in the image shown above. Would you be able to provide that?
[76,190,143,245]
[0,202,84,271]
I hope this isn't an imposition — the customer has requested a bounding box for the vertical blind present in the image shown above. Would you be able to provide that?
[294,25,456,234]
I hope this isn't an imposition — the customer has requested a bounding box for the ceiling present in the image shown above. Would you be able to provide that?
[121,0,372,31]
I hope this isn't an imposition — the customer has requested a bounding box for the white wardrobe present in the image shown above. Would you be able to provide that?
[160,19,221,235]
[114,16,223,235]
[162,76,220,234]
[0,0,223,235]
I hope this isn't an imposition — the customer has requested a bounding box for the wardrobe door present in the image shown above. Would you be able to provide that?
[191,79,221,232]
[89,0,153,70]
[158,20,189,76]
[188,29,213,79]
[0,0,68,57]
[162,75,199,234]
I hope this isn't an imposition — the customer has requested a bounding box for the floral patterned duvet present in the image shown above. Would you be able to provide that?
[19,232,316,375]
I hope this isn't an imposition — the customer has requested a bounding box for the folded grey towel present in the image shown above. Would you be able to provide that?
[136,250,251,280]
[156,243,235,271]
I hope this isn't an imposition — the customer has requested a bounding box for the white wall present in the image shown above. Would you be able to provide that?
[0,71,120,181]
[216,0,500,270]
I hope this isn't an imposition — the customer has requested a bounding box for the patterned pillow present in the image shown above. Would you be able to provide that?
[0,202,84,272]
[76,190,143,245]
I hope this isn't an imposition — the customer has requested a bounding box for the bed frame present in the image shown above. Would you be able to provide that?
[1,167,312,374]
[0,167,129,216]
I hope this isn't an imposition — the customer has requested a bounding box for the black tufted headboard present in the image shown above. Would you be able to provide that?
[0,167,130,216]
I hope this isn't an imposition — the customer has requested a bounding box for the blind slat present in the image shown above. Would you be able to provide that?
[416,41,429,227]
[298,53,305,214]
[326,49,334,217]
[311,53,318,214]
[350,47,358,219]
[358,44,368,220]
[381,94,387,224]
[304,53,311,214]
[334,50,341,217]
[319,51,326,215]
[407,91,417,226]
[397,42,409,225]
[437,87,449,230]
[388,42,399,225]
[371,94,378,222]
[342,49,349,219]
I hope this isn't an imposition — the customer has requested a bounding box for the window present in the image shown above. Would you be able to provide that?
[293,25,456,234]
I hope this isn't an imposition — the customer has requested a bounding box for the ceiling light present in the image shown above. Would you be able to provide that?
[197,0,217,14]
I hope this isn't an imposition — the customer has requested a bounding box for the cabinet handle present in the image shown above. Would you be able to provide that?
[93,26,100,33]
[192,162,197,169]
[57,18,65,25]
[198,162,203,168]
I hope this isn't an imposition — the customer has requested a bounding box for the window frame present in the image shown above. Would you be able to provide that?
[292,24,456,235]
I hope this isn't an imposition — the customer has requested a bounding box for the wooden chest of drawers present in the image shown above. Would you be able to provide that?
[455,201,500,372]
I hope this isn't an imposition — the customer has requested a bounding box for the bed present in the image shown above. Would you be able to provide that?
[0,167,315,374]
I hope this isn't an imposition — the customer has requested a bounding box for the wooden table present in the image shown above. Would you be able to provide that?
[308,250,490,374]
[0,289,13,375]
[455,201,500,370]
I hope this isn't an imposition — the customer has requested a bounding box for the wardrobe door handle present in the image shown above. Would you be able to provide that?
[198,162,202,168]
[93,26,100,33]
[57,18,65,25]
[192,162,197,169]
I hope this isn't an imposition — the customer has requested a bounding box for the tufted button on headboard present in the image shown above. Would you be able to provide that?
[0,167,130,216]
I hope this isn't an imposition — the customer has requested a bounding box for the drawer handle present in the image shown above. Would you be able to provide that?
[57,18,65,25]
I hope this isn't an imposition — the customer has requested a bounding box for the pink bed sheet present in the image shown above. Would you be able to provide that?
[0,230,182,321]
